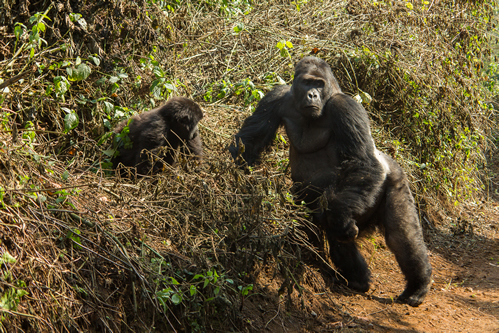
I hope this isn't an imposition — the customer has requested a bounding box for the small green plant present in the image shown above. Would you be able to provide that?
[61,107,79,133]
[234,78,264,107]
[276,40,293,59]
[238,283,253,297]
[291,0,308,11]
[0,186,5,208]
[26,10,51,58]
[151,66,177,99]
[22,121,36,144]
[68,13,87,31]
[0,251,16,266]
[0,252,28,320]
[53,76,71,102]
[233,22,245,34]
[203,79,233,103]
[55,188,80,209]
[0,284,28,317]
[66,229,82,250]
[66,56,92,82]
[157,286,183,308]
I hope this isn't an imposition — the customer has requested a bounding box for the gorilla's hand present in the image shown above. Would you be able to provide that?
[329,217,359,242]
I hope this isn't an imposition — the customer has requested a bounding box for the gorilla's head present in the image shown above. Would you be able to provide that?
[292,57,341,118]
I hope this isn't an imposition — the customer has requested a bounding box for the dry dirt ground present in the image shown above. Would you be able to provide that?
[238,219,499,333]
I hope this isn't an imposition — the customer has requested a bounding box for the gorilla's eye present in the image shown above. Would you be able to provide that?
[303,79,325,88]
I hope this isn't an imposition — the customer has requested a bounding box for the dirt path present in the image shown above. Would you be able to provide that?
[241,207,499,332]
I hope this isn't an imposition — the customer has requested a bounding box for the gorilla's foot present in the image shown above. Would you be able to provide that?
[331,275,370,293]
[396,284,431,307]
[346,279,370,293]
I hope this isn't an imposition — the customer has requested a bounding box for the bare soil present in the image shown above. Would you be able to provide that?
[238,210,499,332]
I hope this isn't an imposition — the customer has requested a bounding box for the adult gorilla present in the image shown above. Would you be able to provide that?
[229,56,432,307]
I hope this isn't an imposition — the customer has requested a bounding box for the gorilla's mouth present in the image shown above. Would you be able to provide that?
[303,105,322,118]
[303,105,321,113]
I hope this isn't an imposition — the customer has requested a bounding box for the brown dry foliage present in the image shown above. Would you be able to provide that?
[0,0,497,331]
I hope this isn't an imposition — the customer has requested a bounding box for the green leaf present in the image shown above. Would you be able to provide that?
[150,80,162,99]
[64,112,79,132]
[14,24,24,40]
[169,277,180,285]
[0,251,17,265]
[171,293,182,305]
[163,82,175,91]
[233,23,244,33]
[276,41,284,50]
[153,67,165,78]
[89,55,100,66]
[109,76,120,84]
[190,285,197,296]
[285,41,293,48]
[67,63,91,81]
[103,101,114,114]
[96,77,107,85]
[62,170,70,180]
[75,56,81,66]
[69,13,82,22]
[102,149,117,157]
[54,76,70,98]
[280,48,290,58]
[203,278,210,289]
[239,284,253,296]
[36,22,46,32]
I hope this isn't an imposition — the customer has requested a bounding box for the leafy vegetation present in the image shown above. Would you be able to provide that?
[0,0,497,331]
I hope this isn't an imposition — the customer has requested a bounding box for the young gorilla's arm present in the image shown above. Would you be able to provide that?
[229,85,290,165]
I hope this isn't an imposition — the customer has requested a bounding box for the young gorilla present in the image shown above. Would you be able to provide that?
[112,97,204,175]
[229,56,432,307]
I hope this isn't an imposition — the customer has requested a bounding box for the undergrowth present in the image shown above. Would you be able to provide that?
[0,0,497,331]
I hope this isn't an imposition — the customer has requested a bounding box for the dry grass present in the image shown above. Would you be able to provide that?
[0,0,496,331]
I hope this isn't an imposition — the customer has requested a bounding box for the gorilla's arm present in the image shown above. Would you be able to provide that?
[328,94,376,160]
[229,85,290,165]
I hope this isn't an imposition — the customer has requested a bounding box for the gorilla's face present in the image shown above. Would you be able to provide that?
[292,57,335,118]
[294,74,327,118]
[172,115,198,140]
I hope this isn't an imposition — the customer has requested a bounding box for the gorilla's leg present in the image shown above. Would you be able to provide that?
[383,177,432,307]
[328,236,371,292]
[324,161,386,242]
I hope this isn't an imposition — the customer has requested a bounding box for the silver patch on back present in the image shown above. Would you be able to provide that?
[374,147,390,177]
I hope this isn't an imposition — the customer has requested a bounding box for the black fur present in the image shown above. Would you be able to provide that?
[112,97,204,175]
[229,56,432,307]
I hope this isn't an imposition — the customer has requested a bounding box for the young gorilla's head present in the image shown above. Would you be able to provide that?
[292,57,341,118]
[165,97,204,140]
